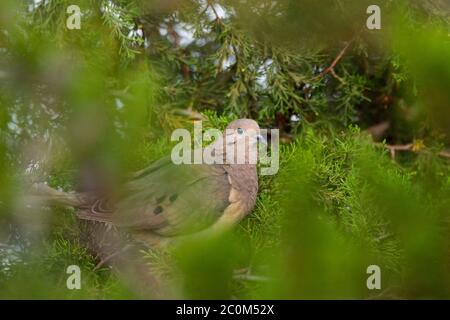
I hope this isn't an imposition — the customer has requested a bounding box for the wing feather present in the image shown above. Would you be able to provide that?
[111,161,231,236]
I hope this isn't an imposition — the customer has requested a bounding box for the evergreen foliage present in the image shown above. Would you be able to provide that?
[0,0,449,298]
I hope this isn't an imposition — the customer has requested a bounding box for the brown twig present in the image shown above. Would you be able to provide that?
[438,150,450,159]
[329,68,345,83]
[365,121,391,140]
[207,1,222,23]
[376,143,450,161]
[314,40,353,82]
[314,28,365,83]
[384,143,413,160]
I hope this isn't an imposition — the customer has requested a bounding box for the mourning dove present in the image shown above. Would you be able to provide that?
[33,119,263,248]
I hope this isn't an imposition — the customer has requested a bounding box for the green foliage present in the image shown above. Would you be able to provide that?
[0,0,449,299]
[273,127,449,298]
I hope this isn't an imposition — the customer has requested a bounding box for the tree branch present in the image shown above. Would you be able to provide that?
[315,40,353,81]
[375,142,450,160]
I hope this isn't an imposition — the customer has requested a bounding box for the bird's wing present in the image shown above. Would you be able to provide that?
[109,157,231,236]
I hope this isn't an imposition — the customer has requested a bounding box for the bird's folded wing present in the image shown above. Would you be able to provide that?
[111,159,231,236]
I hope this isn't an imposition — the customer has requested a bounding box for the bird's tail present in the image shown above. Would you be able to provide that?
[29,183,115,223]
[30,182,87,208]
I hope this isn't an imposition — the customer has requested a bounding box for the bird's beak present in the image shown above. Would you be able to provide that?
[257,134,267,146]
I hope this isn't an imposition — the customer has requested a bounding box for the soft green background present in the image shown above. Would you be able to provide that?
[0,0,449,299]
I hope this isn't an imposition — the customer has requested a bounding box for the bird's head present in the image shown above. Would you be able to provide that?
[225,118,266,145]
[225,118,260,132]
[217,118,266,165]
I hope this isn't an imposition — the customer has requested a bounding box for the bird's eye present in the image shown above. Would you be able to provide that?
[237,127,244,135]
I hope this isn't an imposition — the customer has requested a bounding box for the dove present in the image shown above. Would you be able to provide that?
[32,119,264,249]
